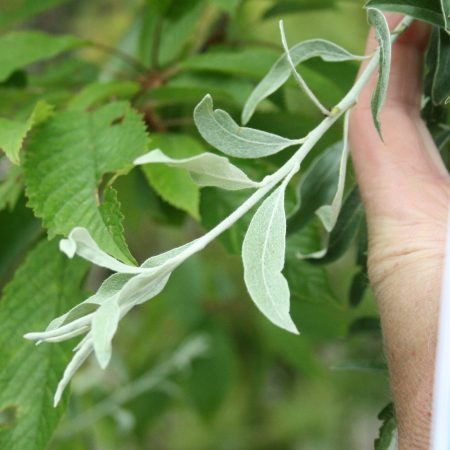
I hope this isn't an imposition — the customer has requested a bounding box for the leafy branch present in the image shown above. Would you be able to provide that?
[24,13,414,406]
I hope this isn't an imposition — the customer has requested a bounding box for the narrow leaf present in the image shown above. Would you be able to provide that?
[91,299,121,369]
[316,112,350,231]
[242,39,365,124]
[432,29,450,105]
[365,0,445,28]
[194,95,301,158]
[287,141,343,234]
[442,0,450,32]
[367,7,392,137]
[242,184,299,334]
[59,227,142,274]
[135,149,262,190]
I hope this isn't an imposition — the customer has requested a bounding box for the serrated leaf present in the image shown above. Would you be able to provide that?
[367,7,391,137]
[24,102,148,264]
[0,240,88,450]
[0,164,23,211]
[68,81,140,111]
[365,0,446,28]
[242,184,298,334]
[99,186,137,265]
[0,31,87,82]
[0,101,54,164]
[139,134,203,219]
[242,40,365,124]
[135,149,261,190]
[194,95,302,158]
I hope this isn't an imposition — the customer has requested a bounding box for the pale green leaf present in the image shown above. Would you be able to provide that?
[194,95,302,159]
[0,101,54,164]
[0,31,87,82]
[242,39,365,124]
[24,102,148,264]
[367,7,392,137]
[91,299,121,369]
[68,81,140,111]
[135,149,262,190]
[242,184,298,334]
[0,240,88,450]
[365,0,446,28]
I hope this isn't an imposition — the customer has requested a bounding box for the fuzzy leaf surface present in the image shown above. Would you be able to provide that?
[194,95,301,159]
[365,0,446,28]
[242,39,364,124]
[242,184,298,334]
[368,7,391,137]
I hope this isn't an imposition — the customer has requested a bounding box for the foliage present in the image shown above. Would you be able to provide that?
[0,0,448,449]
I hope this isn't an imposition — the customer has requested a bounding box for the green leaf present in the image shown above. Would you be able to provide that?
[24,102,148,264]
[0,31,87,83]
[0,101,54,165]
[311,186,364,264]
[99,186,137,265]
[194,95,302,158]
[180,47,279,80]
[432,29,450,105]
[139,134,203,219]
[242,184,298,334]
[442,0,450,32]
[263,0,337,18]
[374,403,397,450]
[0,164,23,212]
[68,81,140,111]
[242,39,364,124]
[365,0,446,28]
[200,188,251,254]
[288,142,343,234]
[135,149,261,190]
[0,196,41,287]
[186,323,234,419]
[0,0,71,29]
[211,0,240,14]
[367,7,391,137]
[0,240,88,450]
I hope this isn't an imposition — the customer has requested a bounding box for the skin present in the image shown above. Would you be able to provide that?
[349,14,450,449]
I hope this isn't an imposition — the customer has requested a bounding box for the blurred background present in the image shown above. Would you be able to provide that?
[0,0,391,449]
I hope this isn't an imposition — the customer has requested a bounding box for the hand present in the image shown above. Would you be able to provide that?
[349,15,450,449]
